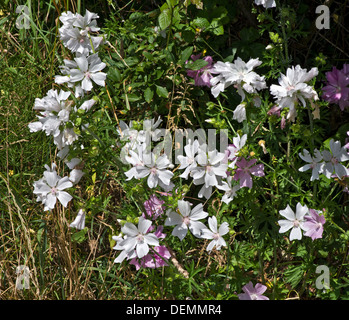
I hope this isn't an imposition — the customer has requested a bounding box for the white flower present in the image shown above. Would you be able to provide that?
[69,169,84,184]
[298,149,324,181]
[124,145,146,180]
[65,157,81,169]
[278,203,308,241]
[131,152,174,190]
[254,0,276,9]
[233,103,247,123]
[69,53,107,92]
[270,65,319,121]
[119,217,159,258]
[142,117,163,142]
[59,10,103,54]
[112,234,137,263]
[210,57,266,101]
[322,139,349,179]
[79,98,96,112]
[165,200,208,240]
[190,145,228,199]
[217,175,240,204]
[70,209,86,230]
[33,166,73,211]
[28,89,73,138]
[177,139,200,179]
[201,216,229,251]
[226,133,247,169]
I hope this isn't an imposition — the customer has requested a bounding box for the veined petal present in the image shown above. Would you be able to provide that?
[136,242,149,258]
[57,176,73,190]
[279,205,295,221]
[122,222,139,237]
[138,217,152,234]
[289,226,302,241]
[56,191,73,207]
[278,219,294,233]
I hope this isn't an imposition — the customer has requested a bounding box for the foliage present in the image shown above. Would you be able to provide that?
[1,0,349,300]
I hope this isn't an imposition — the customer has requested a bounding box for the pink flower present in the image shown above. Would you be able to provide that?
[187,54,214,87]
[322,65,349,111]
[130,246,171,270]
[238,281,269,300]
[233,158,265,188]
[303,209,326,240]
[143,194,165,220]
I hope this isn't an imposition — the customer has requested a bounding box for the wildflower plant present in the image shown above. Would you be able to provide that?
[22,0,349,301]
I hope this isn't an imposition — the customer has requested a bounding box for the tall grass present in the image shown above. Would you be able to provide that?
[0,0,138,300]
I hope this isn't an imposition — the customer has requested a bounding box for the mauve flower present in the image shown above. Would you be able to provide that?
[130,245,171,270]
[233,157,265,189]
[143,194,165,220]
[187,54,214,87]
[238,281,269,300]
[322,65,349,111]
[303,209,326,240]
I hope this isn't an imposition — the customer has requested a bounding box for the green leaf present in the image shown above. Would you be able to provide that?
[156,85,169,98]
[143,51,154,61]
[71,228,88,244]
[192,17,210,29]
[185,58,208,71]
[180,46,193,64]
[210,19,224,36]
[158,8,171,30]
[144,87,154,103]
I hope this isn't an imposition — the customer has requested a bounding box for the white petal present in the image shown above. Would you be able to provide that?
[289,227,302,241]
[56,191,73,207]
[122,222,139,237]
[279,205,295,221]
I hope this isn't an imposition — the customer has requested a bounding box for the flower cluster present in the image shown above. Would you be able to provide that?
[28,8,349,295]
[29,10,105,226]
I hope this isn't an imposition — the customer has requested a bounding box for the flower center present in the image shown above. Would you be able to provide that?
[250,293,259,300]
[330,157,338,165]
[136,234,144,243]
[213,233,220,240]
[293,219,300,228]
[51,187,57,195]
[150,167,157,174]
[85,71,91,79]
[183,216,190,225]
